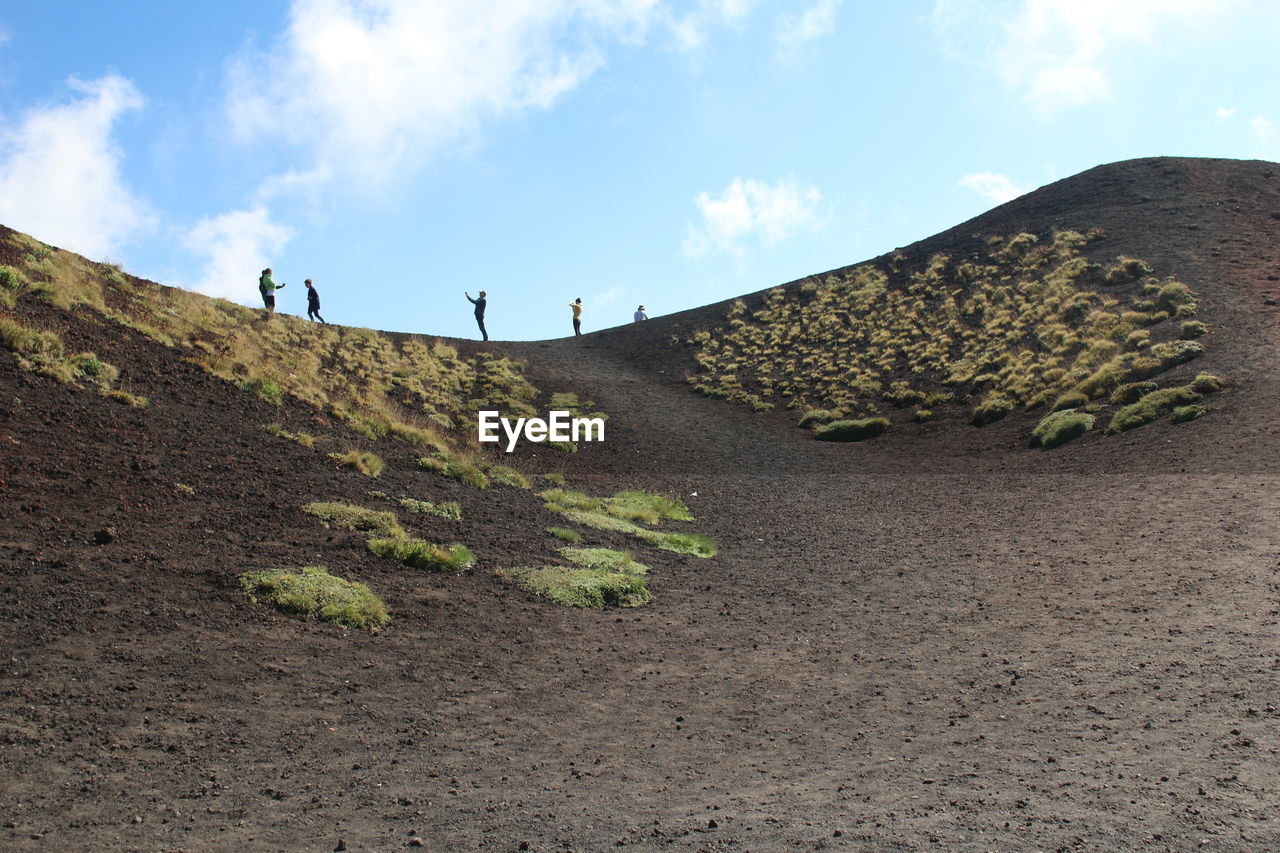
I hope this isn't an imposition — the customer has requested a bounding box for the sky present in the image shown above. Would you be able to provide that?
[0,1,1277,341]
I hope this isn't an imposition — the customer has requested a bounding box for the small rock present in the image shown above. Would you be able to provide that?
[707,819,718,829]
[93,528,116,545]
[335,840,347,852]
[408,839,424,848]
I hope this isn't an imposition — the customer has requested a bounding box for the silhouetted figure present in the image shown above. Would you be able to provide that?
[634,304,648,322]
[305,279,326,323]
[570,298,583,336]
[466,290,488,341]
[259,268,285,312]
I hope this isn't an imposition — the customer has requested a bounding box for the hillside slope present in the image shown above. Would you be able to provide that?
[3,156,1280,850]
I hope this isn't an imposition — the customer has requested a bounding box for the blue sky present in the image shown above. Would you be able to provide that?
[1,1,1277,341]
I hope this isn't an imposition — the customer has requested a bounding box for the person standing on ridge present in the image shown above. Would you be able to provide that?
[259,268,285,313]
[305,279,326,323]
[570,297,583,336]
[634,305,648,322]
[465,290,488,341]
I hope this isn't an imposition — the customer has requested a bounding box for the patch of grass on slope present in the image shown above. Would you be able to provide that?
[503,547,652,608]
[540,488,716,558]
[240,566,389,630]
[0,229,541,454]
[685,228,1223,442]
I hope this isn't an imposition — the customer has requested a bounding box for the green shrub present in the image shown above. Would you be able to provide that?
[798,409,836,428]
[397,498,462,520]
[547,526,583,544]
[1189,372,1223,394]
[329,449,385,477]
[1106,386,1201,434]
[969,397,1013,427]
[814,417,890,441]
[1031,409,1095,450]
[503,565,652,608]
[1171,404,1206,423]
[607,491,693,523]
[366,538,475,572]
[1110,381,1159,405]
[419,452,488,488]
[1153,281,1196,313]
[239,375,283,405]
[1179,320,1207,340]
[913,408,933,422]
[1051,390,1089,412]
[482,463,531,489]
[240,566,389,630]
[104,389,148,407]
[1150,340,1203,367]
[559,547,649,574]
[636,529,718,558]
[302,502,405,538]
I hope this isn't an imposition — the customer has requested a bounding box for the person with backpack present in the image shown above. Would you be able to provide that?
[465,290,488,341]
[258,268,285,312]
[305,279,326,323]
[569,297,583,336]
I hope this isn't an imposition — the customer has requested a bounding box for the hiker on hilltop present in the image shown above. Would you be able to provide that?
[465,290,488,341]
[305,279,326,324]
[570,297,583,336]
[259,268,285,313]
[634,305,648,322]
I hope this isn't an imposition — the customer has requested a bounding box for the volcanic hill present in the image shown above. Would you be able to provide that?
[2,156,1279,850]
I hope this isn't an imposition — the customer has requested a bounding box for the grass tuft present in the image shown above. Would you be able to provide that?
[1031,409,1095,450]
[240,566,389,630]
[329,449,385,477]
[547,526,583,544]
[813,417,890,442]
[302,502,405,538]
[366,538,475,572]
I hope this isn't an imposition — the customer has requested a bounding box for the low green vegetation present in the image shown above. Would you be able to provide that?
[547,526,583,543]
[502,547,652,608]
[240,566,389,630]
[397,497,462,520]
[329,449,385,477]
[0,229,544,460]
[814,417,890,441]
[366,538,475,572]
[1172,404,1207,423]
[686,229,1223,443]
[265,423,317,447]
[302,502,406,538]
[239,375,283,405]
[540,487,716,558]
[1031,409,1095,450]
[1105,379,1218,434]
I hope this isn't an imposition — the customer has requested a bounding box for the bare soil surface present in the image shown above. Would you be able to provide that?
[3,157,1280,851]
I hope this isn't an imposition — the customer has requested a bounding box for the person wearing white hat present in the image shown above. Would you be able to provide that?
[634,305,648,323]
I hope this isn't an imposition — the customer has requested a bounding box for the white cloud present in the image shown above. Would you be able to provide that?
[669,0,756,51]
[227,0,664,186]
[182,206,295,304]
[933,0,1228,112]
[0,75,152,258]
[959,172,1028,204]
[685,177,823,258]
[776,0,841,55]
[1216,106,1237,120]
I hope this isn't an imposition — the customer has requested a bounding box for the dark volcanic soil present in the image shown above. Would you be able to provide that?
[3,157,1280,851]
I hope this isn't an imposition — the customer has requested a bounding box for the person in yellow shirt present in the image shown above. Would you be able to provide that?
[569,298,583,336]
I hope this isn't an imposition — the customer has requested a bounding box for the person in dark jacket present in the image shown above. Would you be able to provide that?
[465,290,488,341]
[258,268,285,312]
[304,279,326,323]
